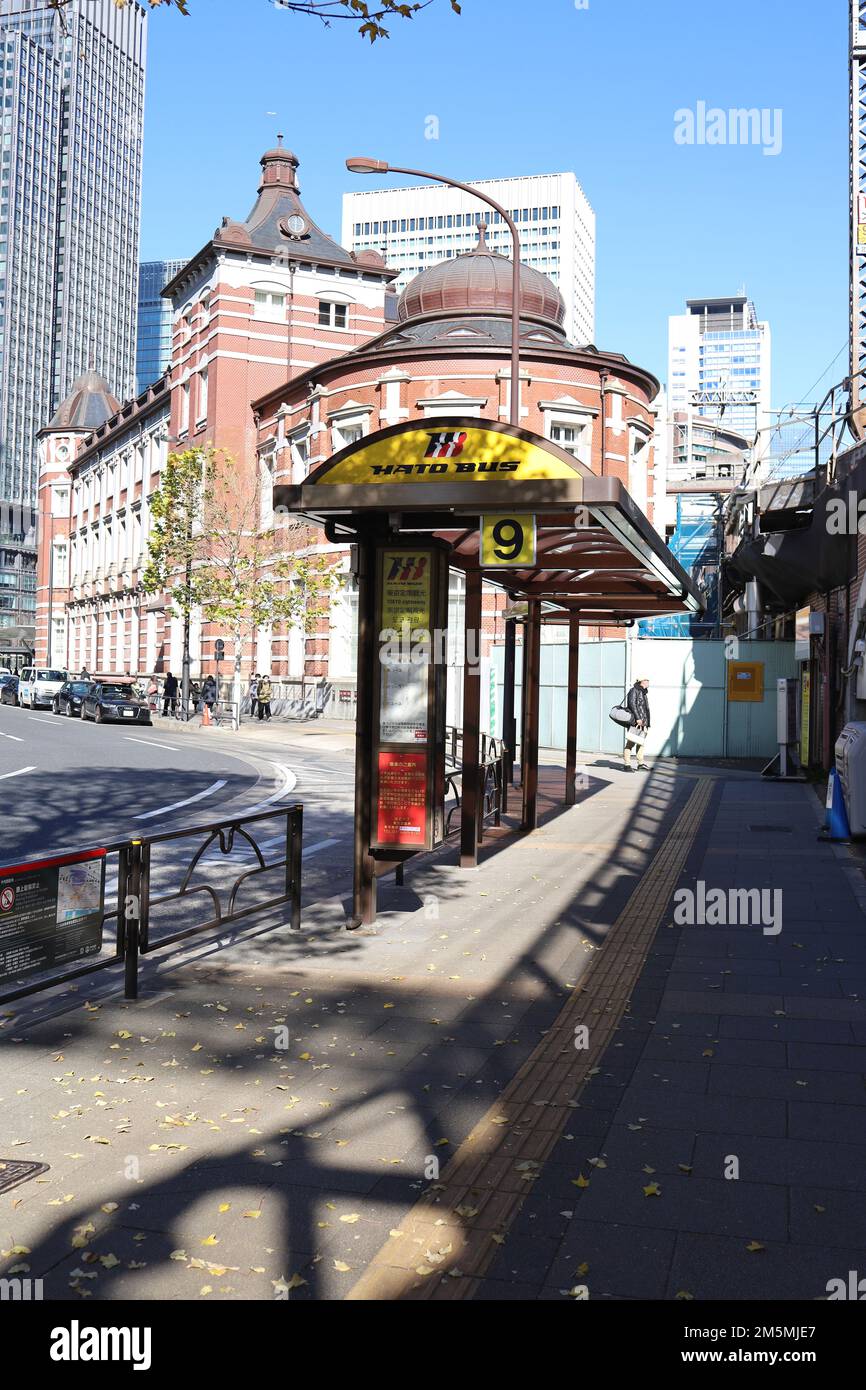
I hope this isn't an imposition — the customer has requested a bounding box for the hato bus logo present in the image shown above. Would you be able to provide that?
[386,555,429,583]
[425,431,467,459]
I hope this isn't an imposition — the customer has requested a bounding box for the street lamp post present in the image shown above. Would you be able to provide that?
[346,157,523,426]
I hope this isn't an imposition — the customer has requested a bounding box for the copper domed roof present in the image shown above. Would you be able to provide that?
[397,223,566,330]
[46,372,121,432]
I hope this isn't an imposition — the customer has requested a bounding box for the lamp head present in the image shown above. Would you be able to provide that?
[346,157,390,174]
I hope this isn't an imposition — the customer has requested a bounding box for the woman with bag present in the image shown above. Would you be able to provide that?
[623,677,651,772]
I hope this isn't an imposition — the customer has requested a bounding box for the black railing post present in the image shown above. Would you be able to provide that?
[124,839,143,1000]
[116,843,130,958]
[288,805,303,931]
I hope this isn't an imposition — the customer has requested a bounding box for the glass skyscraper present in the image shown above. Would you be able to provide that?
[0,0,146,648]
[137,259,187,395]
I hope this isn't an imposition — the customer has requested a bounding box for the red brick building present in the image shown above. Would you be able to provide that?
[34,142,395,678]
[253,221,662,688]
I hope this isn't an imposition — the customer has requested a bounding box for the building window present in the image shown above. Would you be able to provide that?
[254,289,286,321]
[319,301,348,329]
[180,380,190,434]
[198,367,208,421]
[51,484,69,517]
[331,417,365,452]
[546,414,593,467]
[53,540,68,585]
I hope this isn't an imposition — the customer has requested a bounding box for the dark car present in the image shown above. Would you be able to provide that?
[0,673,19,706]
[52,680,93,717]
[80,682,152,726]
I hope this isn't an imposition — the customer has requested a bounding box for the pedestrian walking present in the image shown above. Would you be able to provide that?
[248,673,259,720]
[162,670,178,717]
[623,676,651,773]
[79,666,90,681]
[257,673,272,722]
[201,674,217,712]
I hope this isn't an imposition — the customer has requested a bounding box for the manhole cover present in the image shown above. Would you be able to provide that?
[748,825,792,833]
[0,1159,49,1195]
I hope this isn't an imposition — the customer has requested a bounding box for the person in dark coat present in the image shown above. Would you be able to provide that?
[623,677,651,772]
[162,671,178,717]
[201,675,217,712]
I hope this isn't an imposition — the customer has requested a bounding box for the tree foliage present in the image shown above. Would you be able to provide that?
[142,447,335,679]
[48,0,462,44]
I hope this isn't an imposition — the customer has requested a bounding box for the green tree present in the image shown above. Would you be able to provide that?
[48,1,462,43]
[143,447,334,724]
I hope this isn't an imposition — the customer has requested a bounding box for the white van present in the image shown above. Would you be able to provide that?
[18,667,69,709]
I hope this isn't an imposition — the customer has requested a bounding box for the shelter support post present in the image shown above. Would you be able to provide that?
[352,534,378,925]
[565,610,580,805]
[521,599,541,831]
[460,563,483,868]
[502,616,517,788]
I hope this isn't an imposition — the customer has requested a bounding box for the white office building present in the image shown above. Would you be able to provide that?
[668,295,771,445]
[343,172,595,345]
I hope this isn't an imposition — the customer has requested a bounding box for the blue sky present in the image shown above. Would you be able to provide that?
[141,0,847,412]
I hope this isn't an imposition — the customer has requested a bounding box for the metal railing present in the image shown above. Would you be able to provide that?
[444,729,508,843]
[0,805,303,1008]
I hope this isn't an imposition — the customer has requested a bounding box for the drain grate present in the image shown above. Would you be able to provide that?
[748,825,792,833]
[0,1159,49,1195]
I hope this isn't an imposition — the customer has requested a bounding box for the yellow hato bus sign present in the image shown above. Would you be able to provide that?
[318,423,585,487]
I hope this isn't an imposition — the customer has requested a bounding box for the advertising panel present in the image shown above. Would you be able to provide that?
[0,849,106,984]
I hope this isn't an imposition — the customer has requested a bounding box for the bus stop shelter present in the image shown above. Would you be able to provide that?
[275,418,703,925]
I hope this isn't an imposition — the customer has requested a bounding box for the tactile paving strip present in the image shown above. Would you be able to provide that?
[346,777,713,1300]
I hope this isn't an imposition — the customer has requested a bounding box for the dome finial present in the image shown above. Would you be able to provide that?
[475,219,489,250]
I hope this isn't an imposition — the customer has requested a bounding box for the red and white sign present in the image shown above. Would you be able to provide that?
[0,886,14,913]
[376,750,428,847]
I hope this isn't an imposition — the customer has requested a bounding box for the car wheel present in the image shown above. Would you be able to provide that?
[94,706,104,724]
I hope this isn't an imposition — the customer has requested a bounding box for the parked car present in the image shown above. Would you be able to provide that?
[52,680,93,717]
[17,667,69,709]
[80,682,152,725]
[0,673,19,706]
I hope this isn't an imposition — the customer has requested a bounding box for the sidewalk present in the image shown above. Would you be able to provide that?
[1,757,864,1301]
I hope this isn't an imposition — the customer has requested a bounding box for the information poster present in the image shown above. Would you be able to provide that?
[379,549,433,745]
[0,849,106,984]
[376,751,428,847]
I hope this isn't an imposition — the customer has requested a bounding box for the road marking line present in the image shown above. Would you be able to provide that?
[0,731,23,742]
[125,737,179,752]
[28,716,55,725]
[0,765,36,781]
[135,779,227,821]
[346,778,714,1302]
[303,838,340,858]
[242,762,298,815]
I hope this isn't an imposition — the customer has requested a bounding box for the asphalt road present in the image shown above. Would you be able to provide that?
[0,701,356,866]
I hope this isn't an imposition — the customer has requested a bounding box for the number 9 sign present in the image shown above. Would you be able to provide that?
[481,514,536,567]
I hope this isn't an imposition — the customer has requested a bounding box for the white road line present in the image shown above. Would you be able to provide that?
[0,730,23,742]
[241,762,298,815]
[28,716,55,725]
[125,737,179,752]
[0,765,36,781]
[135,778,227,822]
[303,837,340,858]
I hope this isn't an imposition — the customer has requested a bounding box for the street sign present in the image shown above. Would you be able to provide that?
[0,849,106,984]
[214,639,225,659]
[481,514,537,567]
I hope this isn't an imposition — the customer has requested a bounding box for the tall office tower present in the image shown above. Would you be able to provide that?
[0,0,146,655]
[137,260,188,394]
[343,172,596,345]
[667,295,772,443]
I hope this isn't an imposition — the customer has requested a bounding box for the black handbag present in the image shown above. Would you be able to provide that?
[609,699,632,727]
